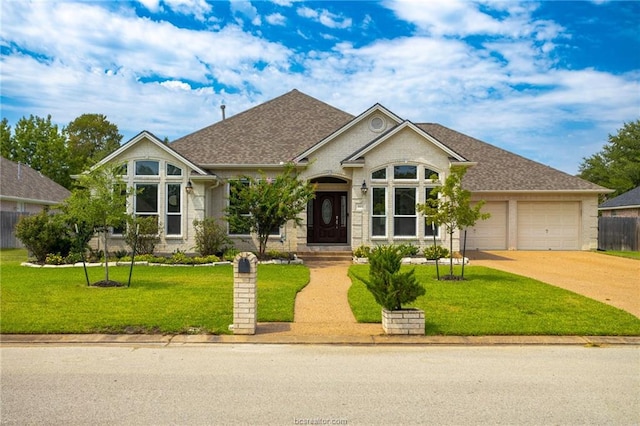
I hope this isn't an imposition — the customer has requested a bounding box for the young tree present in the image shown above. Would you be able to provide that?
[417,166,490,279]
[225,163,315,258]
[578,119,640,198]
[66,114,123,175]
[61,164,133,285]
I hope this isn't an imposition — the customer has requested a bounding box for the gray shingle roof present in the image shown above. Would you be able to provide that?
[599,186,640,208]
[171,89,354,166]
[0,157,71,204]
[170,89,608,193]
[417,123,608,192]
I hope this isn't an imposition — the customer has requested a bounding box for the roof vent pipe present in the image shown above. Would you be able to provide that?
[221,104,226,121]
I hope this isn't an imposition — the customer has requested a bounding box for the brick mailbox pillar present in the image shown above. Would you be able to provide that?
[232,252,258,335]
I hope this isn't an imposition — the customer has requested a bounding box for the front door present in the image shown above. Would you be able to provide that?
[309,192,348,244]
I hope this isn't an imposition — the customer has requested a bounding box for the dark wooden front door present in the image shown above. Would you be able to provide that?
[309,192,347,244]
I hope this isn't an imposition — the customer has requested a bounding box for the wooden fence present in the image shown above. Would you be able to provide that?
[0,212,30,249]
[598,216,640,251]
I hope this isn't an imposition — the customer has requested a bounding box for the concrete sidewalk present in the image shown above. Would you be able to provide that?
[1,333,639,346]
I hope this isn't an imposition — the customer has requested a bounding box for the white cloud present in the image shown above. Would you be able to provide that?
[230,0,262,26]
[266,13,286,26]
[296,6,352,29]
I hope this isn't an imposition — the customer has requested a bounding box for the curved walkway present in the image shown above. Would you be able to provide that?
[259,261,382,337]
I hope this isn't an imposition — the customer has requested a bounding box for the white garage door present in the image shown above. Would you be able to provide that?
[465,201,508,250]
[517,202,580,250]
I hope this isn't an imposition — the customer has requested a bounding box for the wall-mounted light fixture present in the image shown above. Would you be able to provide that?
[361,180,368,194]
[186,181,194,194]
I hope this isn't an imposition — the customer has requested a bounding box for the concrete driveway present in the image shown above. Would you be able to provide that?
[468,251,639,318]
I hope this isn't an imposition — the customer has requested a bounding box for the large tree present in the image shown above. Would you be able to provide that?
[417,166,490,279]
[8,115,70,188]
[0,118,12,158]
[578,119,640,198]
[225,164,316,258]
[66,113,122,175]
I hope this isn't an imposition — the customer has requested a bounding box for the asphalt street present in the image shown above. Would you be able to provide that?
[1,344,638,425]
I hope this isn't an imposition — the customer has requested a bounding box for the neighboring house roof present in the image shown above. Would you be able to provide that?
[0,157,71,205]
[599,186,640,210]
[171,89,354,167]
[169,89,608,193]
[418,123,608,193]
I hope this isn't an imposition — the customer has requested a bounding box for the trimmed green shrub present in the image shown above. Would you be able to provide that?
[397,243,420,257]
[193,217,231,256]
[364,245,425,311]
[15,209,73,263]
[353,245,371,258]
[124,216,160,255]
[423,245,449,260]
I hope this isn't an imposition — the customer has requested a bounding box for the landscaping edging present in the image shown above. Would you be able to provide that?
[353,257,469,265]
[21,259,304,268]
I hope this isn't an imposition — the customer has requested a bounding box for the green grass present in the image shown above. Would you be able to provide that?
[0,249,309,334]
[596,250,640,260]
[348,264,640,336]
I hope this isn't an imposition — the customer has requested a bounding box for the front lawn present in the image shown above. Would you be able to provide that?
[348,264,640,336]
[596,250,640,260]
[0,249,309,334]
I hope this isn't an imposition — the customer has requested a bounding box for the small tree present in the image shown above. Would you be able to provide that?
[225,163,315,258]
[61,164,133,285]
[417,166,490,279]
[364,245,425,311]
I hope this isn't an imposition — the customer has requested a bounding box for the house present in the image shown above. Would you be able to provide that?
[95,89,609,255]
[0,156,71,248]
[599,186,640,217]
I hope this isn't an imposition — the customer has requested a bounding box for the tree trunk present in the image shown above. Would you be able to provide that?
[449,230,454,277]
[103,230,109,282]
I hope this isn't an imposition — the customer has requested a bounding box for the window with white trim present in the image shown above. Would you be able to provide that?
[135,183,159,222]
[394,187,416,237]
[166,183,181,235]
[371,187,386,237]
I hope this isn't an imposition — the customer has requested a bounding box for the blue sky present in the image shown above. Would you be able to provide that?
[1,0,639,175]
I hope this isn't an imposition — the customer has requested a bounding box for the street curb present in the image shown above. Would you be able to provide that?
[1,334,639,346]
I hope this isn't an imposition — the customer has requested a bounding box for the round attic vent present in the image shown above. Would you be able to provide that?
[369,116,385,132]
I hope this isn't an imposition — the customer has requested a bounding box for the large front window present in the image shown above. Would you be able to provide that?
[369,164,441,241]
[135,183,158,219]
[394,187,416,237]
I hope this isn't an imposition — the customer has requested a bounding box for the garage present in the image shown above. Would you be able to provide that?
[465,201,508,250]
[517,202,581,250]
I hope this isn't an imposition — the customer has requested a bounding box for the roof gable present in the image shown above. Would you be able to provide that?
[341,120,468,165]
[599,186,640,209]
[293,103,403,163]
[171,89,354,167]
[0,157,70,204]
[97,130,210,176]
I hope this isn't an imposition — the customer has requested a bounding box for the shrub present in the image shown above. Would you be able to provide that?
[364,245,425,311]
[15,210,73,263]
[64,252,84,264]
[45,253,65,265]
[223,248,239,261]
[124,216,160,255]
[353,245,371,258]
[193,218,231,256]
[397,243,420,257]
[423,245,450,260]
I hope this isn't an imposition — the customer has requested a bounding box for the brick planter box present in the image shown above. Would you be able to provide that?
[382,308,425,335]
